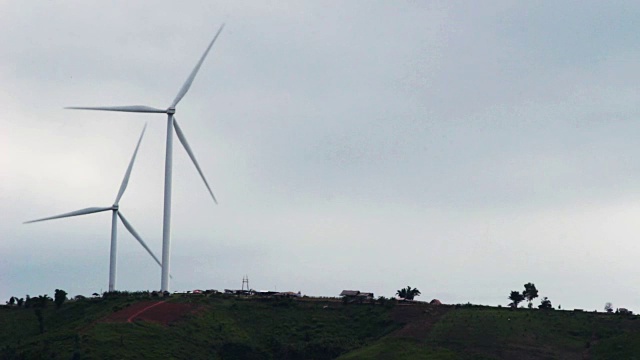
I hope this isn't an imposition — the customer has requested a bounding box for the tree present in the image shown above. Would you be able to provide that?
[522,283,538,308]
[35,295,52,308]
[8,297,15,306]
[396,286,421,300]
[617,308,633,315]
[538,297,553,309]
[54,289,67,309]
[34,309,44,334]
[508,291,525,308]
[605,302,613,313]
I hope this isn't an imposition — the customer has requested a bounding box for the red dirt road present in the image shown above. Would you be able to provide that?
[102,301,199,325]
[127,301,168,322]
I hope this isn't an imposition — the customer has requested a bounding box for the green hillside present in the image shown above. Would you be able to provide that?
[1,294,640,359]
[340,305,640,359]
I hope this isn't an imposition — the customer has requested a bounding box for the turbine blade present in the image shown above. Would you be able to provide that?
[114,123,147,205]
[174,118,218,204]
[24,206,114,224]
[170,24,225,108]
[117,211,162,268]
[65,105,166,113]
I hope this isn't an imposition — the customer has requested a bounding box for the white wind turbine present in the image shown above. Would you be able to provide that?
[65,25,224,292]
[25,124,162,292]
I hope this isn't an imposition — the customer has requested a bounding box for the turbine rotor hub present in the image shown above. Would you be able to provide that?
[167,107,176,114]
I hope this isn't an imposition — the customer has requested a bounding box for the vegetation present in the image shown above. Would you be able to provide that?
[605,302,613,313]
[538,297,552,310]
[1,288,639,359]
[33,308,44,334]
[523,283,538,309]
[396,286,421,300]
[508,291,524,308]
[340,304,640,359]
[54,289,67,309]
[510,282,551,311]
[0,292,398,359]
[617,308,633,315]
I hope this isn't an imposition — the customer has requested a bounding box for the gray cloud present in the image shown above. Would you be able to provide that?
[3,1,640,311]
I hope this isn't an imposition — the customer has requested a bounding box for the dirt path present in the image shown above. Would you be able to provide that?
[127,301,168,323]
[101,300,201,325]
[390,304,452,339]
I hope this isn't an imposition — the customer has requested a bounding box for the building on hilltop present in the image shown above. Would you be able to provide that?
[224,289,252,296]
[274,291,302,298]
[254,290,278,296]
[339,290,374,303]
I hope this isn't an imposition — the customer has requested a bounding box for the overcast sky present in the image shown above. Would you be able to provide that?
[2,0,640,311]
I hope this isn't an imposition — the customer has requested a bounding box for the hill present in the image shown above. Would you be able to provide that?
[1,293,640,359]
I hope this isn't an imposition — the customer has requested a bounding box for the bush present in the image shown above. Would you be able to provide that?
[218,342,268,360]
[54,289,67,309]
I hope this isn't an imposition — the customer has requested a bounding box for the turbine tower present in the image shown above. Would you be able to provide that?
[25,124,162,292]
[65,25,223,291]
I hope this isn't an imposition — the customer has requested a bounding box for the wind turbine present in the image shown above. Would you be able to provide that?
[65,25,224,292]
[25,124,162,292]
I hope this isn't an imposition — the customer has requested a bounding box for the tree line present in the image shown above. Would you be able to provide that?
[5,289,67,309]
[508,282,633,314]
[508,282,552,309]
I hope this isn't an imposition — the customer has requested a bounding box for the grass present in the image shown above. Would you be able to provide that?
[1,295,397,359]
[590,332,640,360]
[2,297,640,359]
[338,338,459,360]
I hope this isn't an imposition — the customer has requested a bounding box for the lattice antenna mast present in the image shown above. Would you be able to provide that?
[242,275,249,291]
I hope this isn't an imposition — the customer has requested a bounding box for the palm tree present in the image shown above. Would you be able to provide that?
[396,286,421,300]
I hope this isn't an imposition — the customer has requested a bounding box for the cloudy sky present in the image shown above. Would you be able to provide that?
[2,0,640,311]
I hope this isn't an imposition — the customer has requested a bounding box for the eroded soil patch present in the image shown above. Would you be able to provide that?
[102,301,199,325]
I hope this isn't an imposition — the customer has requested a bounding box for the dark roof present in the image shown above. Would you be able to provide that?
[357,292,374,297]
[255,290,278,295]
[340,290,360,296]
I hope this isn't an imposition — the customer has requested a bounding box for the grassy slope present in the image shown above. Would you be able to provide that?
[340,305,640,360]
[0,296,397,359]
[2,298,640,359]
[0,297,137,359]
[82,297,397,359]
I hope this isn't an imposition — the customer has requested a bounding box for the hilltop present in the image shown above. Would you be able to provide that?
[1,292,640,359]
